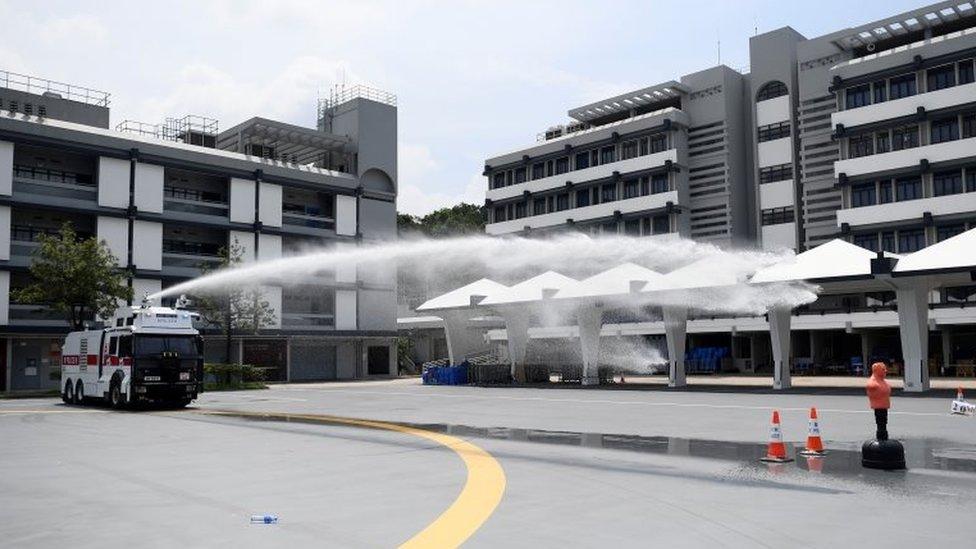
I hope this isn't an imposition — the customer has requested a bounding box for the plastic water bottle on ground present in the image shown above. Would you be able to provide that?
[250,514,279,524]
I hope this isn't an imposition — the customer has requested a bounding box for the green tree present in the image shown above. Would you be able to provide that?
[12,223,132,330]
[192,237,277,362]
[397,203,485,237]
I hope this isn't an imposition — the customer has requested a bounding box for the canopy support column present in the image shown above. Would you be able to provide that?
[578,307,603,386]
[501,312,530,383]
[439,311,487,365]
[895,282,930,393]
[663,306,688,388]
[769,306,792,390]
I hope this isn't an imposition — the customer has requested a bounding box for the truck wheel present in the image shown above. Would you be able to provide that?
[75,380,85,405]
[110,382,125,409]
[63,380,73,404]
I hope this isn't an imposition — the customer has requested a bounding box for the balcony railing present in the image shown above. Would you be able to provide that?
[12,165,97,201]
[0,69,110,107]
[7,303,72,326]
[281,312,335,330]
[163,185,229,216]
[282,204,335,230]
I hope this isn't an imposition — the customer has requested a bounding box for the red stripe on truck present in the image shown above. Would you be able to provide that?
[86,354,98,365]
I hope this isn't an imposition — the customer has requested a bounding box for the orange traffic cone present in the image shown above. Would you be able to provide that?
[799,407,826,456]
[805,455,824,474]
[957,387,965,401]
[760,410,793,463]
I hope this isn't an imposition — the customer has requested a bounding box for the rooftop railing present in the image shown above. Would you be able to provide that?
[0,69,110,107]
[318,84,397,115]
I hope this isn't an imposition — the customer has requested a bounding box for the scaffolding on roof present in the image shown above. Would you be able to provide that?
[0,69,111,107]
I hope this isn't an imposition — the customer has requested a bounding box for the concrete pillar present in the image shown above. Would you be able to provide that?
[663,306,688,387]
[578,307,603,386]
[860,332,871,376]
[501,311,530,382]
[769,306,792,390]
[439,310,487,365]
[941,328,952,376]
[895,282,930,392]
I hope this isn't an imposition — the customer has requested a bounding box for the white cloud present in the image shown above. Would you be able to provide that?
[38,15,108,45]
[398,173,484,217]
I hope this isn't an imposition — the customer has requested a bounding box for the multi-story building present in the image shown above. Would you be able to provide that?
[0,71,398,392]
[468,1,976,379]
[483,65,755,247]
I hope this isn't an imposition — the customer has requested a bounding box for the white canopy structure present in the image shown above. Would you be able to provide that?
[751,239,887,284]
[892,228,976,277]
[415,278,509,365]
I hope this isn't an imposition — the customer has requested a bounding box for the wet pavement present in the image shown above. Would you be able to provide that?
[4,382,976,547]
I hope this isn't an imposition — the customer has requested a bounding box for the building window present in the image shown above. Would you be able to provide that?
[891,125,919,150]
[854,233,879,252]
[937,224,965,242]
[514,167,527,184]
[759,164,793,184]
[624,219,640,236]
[533,198,546,215]
[927,64,956,91]
[546,160,554,177]
[576,190,590,208]
[623,179,639,199]
[555,157,569,175]
[652,215,670,234]
[640,176,650,196]
[849,134,874,158]
[575,152,589,171]
[898,228,925,253]
[930,116,959,144]
[602,222,617,234]
[889,73,917,99]
[621,140,638,160]
[492,173,505,189]
[963,113,975,139]
[756,81,788,102]
[532,163,545,180]
[895,176,922,201]
[757,121,790,142]
[968,169,976,192]
[944,285,976,304]
[960,59,975,85]
[556,193,569,211]
[879,180,893,204]
[872,80,887,104]
[601,184,616,202]
[881,231,896,252]
[875,131,890,154]
[761,207,795,226]
[650,134,667,153]
[514,202,526,219]
[933,170,963,196]
[638,137,649,156]
[851,182,876,207]
[651,173,669,194]
[600,146,616,164]
[846,84,871,109]
[494,206,506,222]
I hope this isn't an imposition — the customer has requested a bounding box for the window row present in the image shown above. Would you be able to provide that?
[761,207,795,226]
[843,58,975,110]
[757,121,791,143]
[490,133,669,189]
[852,227,927,254]
[759,163,793,184]
[846,113,976,159]
[491,174,671,223]
[850,168,976,208]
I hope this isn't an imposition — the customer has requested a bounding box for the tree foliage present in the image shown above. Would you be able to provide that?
[397,203,485,238]
[192,237,277,361]
[12,223,132,331]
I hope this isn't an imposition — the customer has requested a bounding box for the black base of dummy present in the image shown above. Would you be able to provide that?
[861,439,906,470]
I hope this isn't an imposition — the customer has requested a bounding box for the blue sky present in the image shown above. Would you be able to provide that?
[1,0,931,214]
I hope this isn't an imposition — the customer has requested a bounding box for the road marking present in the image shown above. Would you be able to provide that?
[273,388,948,417]
[194,409,506,547]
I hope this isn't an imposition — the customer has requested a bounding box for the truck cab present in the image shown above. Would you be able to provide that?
[60,304,203,408]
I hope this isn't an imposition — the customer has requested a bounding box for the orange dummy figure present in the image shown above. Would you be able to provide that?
[865,362,891,441]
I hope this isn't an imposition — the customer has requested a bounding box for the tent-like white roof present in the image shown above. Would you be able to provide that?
[554,263,664,300]
[750,239,896,283]
[642,257,743,293]
[893,227,976,276]
[415,278,509,312]
[479,271,580,306]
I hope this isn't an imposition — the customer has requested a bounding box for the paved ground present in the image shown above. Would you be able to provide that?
[2,379,975,547]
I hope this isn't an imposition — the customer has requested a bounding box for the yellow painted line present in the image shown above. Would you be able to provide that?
[195,410,506,548]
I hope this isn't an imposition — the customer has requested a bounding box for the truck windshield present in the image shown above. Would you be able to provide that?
[134,336,200,356]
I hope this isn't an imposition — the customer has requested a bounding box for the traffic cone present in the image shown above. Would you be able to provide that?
[760,410,793,463]
[805,455,824,474]
[799,407,827,456]
[957,387,965,401]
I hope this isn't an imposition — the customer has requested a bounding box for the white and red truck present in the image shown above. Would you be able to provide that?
[60,304,203,408]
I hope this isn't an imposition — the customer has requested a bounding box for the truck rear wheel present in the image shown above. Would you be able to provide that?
[62,380,73,404]
[75,380,85,405]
